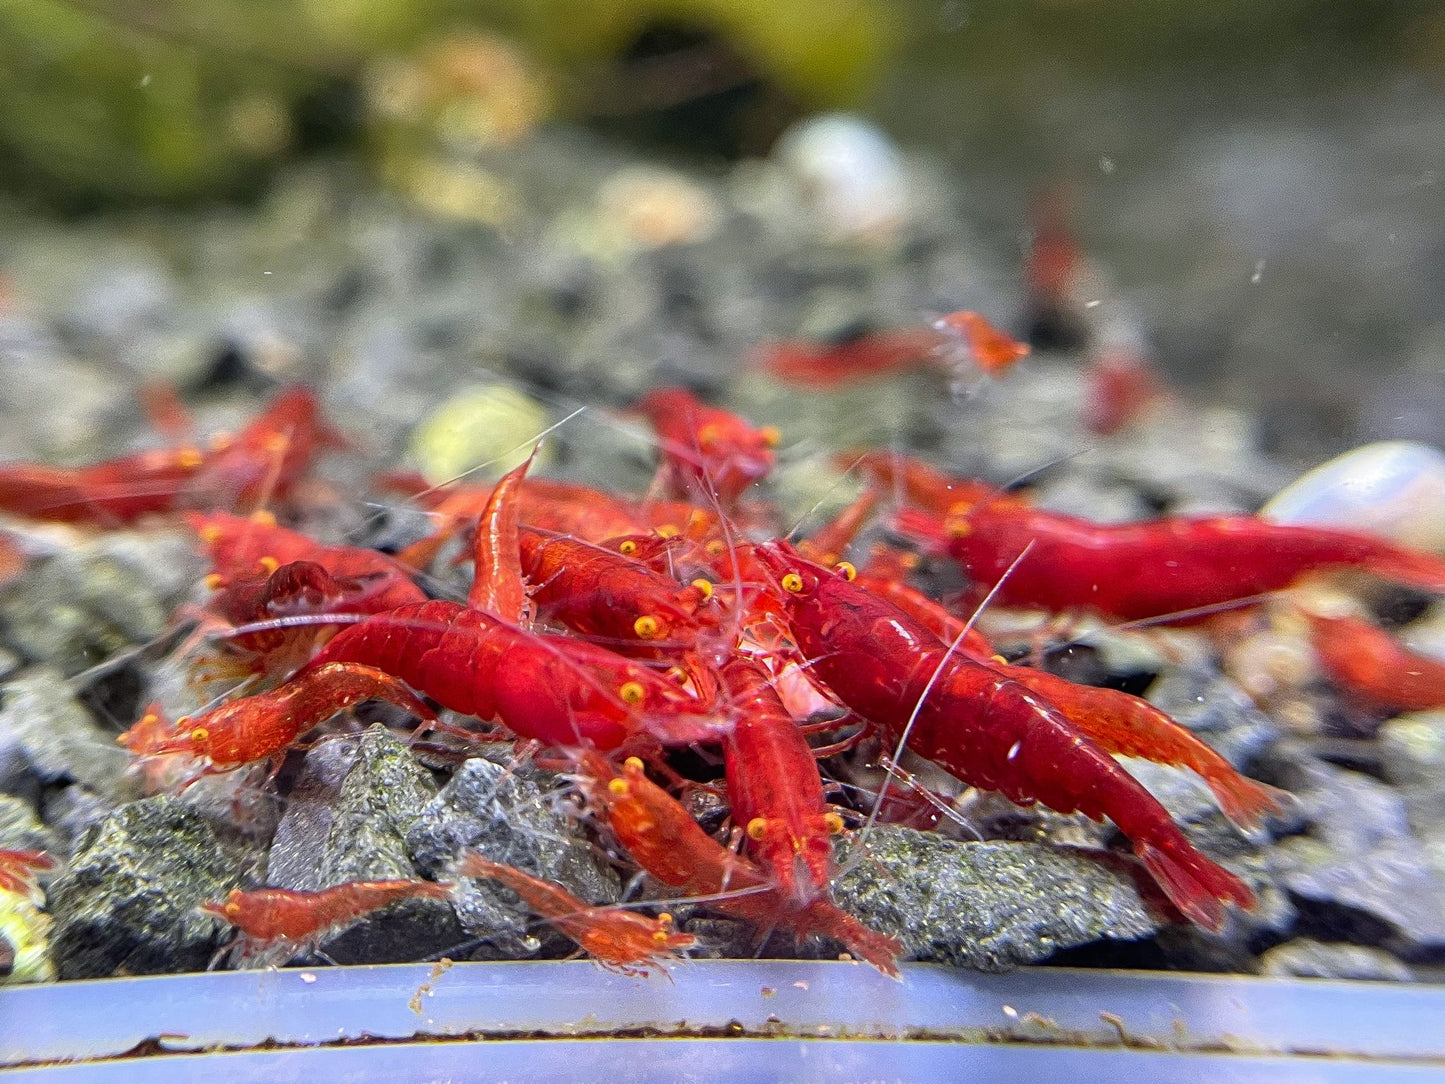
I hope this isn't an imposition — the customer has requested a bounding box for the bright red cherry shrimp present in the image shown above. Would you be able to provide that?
[847,550,1286,831]
[0,849,56,904]
[118,662,436,780]
[574,754,902,978]
[896,503,1445,624]
[1302,608,1445,714]
[757,326,943,388]
[519,527,716,650]
[751,540,1256,933]
[635,387,778,505]
[454,853,695,976]
[293,599,724,750]
[201,878,452,969]
[0,385,336,525]
[720,656,842,907]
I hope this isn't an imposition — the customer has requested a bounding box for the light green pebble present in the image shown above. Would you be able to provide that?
[409,384,552,486]
[0,889,55,984]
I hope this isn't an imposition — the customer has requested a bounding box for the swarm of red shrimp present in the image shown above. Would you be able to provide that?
[7,361,1443,976]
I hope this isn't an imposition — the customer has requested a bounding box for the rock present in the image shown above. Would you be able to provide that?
[1260,938,1414,982]
[1299,767,1413,854]
[408,383,552,486]
[1262,441,1445,555]
[0,794,56,854]
[1379,711,1445,790]
[0,529,199,675]
[1276,835,1445,960]
[773,114,909,243]
[47,796,236,978]
[406,754,620,959]
[0,668,133,802]
[266,726,461,965]
[0,889,55,984]
[831,826,1160,971]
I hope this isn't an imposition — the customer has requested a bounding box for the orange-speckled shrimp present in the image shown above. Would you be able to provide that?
[201,879,451,968]
[455,853,694,976]
[752,540,1255,932]
[0,849,55,904]
[1303,609,1445,714]
[932,311,1031,376]
[119,662,435,778]
[636,387,777,505]
[896,503,1445,623]
[576,754,902,977]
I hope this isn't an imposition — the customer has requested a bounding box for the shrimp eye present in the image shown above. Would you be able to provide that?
[705,539,726,556]
[666,666,689,684]
[697,423,723,447]
[257,555,280,574]
[656,524,680,539]
[658,911,674,928]
[833,561,857,581]
[203,573,224,591]
[633,615,662,639]
[690,578,713,600]
[199,523,223,544]
[624,756,646,773]
[946,518,972,539]
[653,929,670,945]
[758,425,781,448]
[608,778,629,797]
[619,681,646,705]
[823,812,845,834]
[190,726,210,745]
[176,447,204,469]
[250,509,277,528]
[780,572,804,594]
[618,539,638,556]
[746,818,769,842]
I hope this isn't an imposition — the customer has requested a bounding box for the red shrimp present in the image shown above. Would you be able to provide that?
[839,449,1003,513]
[186,385,343,511]
[201,879,450,968]
[751,540,1255,932]
[796,489,878,568]
[118,662,435,777]
[519,527,715,648]
[636,387,778,504]
[759,327,943,388]
[576,755,901,977]
[296,600,722,749]
[933,311,1031,376]
[0,849,55,904]
[1303,609,1445,714]
[721,656,841,906]
[0,449,207,525]
[455,853,695,975]
[1085,348,1166,435]
[205,560,420,672]
[896,503,1445,623]
[387,475,654,570]
[847,551,1285,829]
[189,512,421,604]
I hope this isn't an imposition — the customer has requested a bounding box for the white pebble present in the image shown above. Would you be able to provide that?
[1261,440,1445,553]
[773,113,908,241]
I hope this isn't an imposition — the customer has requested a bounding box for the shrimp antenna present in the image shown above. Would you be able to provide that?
[1034,590,1281,661]
[856,540,1036,848]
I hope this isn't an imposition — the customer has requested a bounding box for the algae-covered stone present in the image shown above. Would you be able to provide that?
[47,796,235,978]
[266,726,461,965]
[407,754,619,959]
[409,383,552,485]
[0,890,55,984]
[832,826,1160,971]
